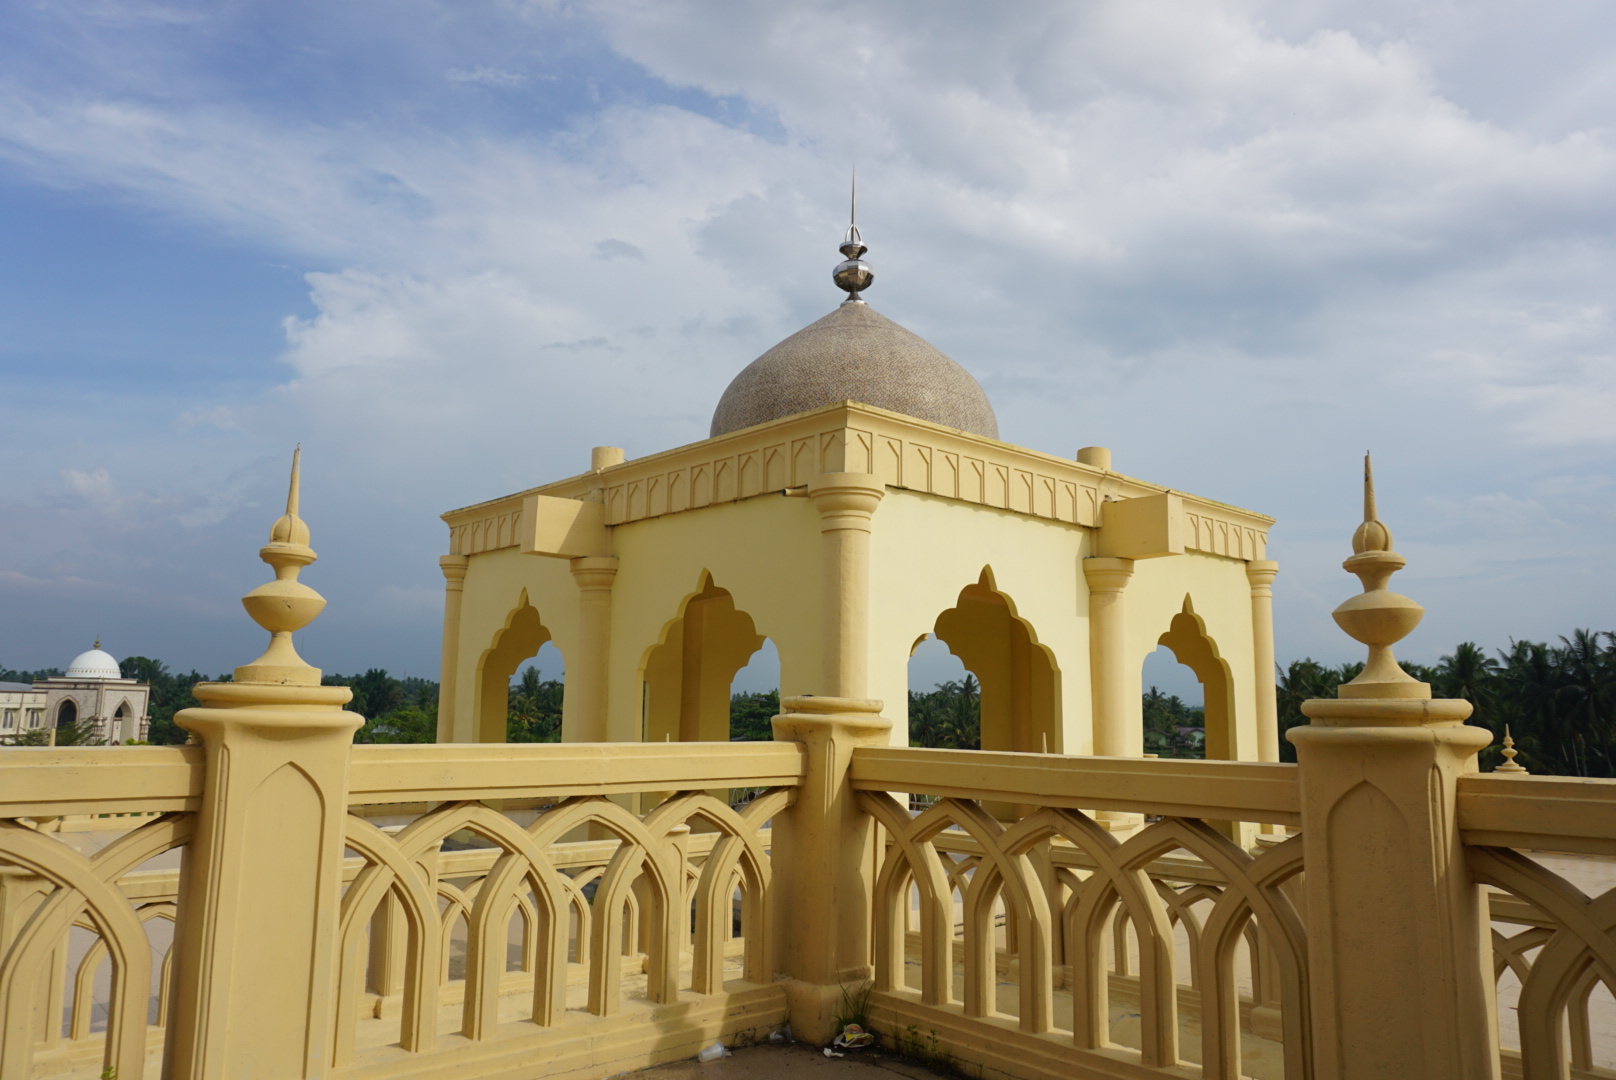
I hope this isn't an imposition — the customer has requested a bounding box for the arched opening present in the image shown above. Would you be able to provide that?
[927,569,1059,756]
[1141,647,1205,759]
[727,638,779,742]
[112,701,130,744]
[1149,597,1234,761]
[907,635,976,749]
[640,574,765,743]
[475,593,558,743]
[56,698,77,728]
[509,642,566,743]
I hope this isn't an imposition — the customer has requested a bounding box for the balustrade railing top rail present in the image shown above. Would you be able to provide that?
[1457,773,1616,857]
[851,746,1302,826]
[0,745,203,817]
[347,740,806,804]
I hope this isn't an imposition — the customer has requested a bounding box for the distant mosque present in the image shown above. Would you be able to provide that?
[0,642,151,744]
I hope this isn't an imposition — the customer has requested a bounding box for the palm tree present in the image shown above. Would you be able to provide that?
[1497,639,1566,775]
[1556,630,1615,776]
[1436,641,1498,725]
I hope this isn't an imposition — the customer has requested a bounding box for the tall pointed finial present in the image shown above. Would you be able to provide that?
[1331,454,1428,699]
[269,444,310,546]
[833,170,873,305]
[237,447,326,685]
[1351,452,1393,554]
[93,637,100,650]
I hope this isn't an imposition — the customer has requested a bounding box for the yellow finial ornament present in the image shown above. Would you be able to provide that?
[1331,453,1429,699]
[236,447,327,685]
[1351,452,1393,554]
[1495,725,1528,774]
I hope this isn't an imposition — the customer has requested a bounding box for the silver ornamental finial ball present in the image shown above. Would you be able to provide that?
[834,224,873,302]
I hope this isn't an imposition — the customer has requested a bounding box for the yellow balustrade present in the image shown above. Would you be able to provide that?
[4,452,1616,1080]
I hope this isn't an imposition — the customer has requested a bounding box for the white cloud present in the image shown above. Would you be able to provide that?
[3,0,1616,671]
[445,66,528,88]
[61,468,113,502]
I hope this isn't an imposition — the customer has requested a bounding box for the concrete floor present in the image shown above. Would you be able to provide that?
[626,1043,953,1080]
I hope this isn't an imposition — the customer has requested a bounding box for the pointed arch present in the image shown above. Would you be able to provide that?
[1153,595,1236,760]
[923,566,1061,759]
[474,588,556,743]
[639,571,766,743]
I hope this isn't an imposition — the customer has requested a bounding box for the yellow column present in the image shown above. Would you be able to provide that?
[1289,456,1497,1080]
[568,556,618,742]
[1246,559,1280,762]
[166,450,363,1080]
[1083,556,1135,756]
[770,695,892,1043]
[807,473,884,698]
[436,554,468,743]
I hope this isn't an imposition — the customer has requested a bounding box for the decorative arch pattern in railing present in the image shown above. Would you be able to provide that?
[1468,846,1616,1080]
[861,792,1310,1080]
[0,812,191,1080]
[332,788,790,1065]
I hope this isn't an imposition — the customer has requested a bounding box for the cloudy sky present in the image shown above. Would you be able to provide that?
[2,0,1614,690]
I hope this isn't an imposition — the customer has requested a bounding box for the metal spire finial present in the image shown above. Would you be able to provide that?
[833,169,873,305]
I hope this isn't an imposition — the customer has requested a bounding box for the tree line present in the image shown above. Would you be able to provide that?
[1278,632,1616,776]
[8,627,1614,776]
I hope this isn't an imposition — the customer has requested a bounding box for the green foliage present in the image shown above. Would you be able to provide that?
[832,980,872,1032]
[324,669,441,744]
[892,1024,952,1072]
[1273,631,1616,776]
[909,675,981,749]
[5,726,51,746]
[728,689,780,741]
[121,656,220,745]
[1142,686,1205,758]
[507,667,563,743]
[52,719,107,746]
[0,665,62,681]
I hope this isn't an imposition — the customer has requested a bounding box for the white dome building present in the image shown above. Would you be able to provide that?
[65,647,123,680]
[0,640,150,744]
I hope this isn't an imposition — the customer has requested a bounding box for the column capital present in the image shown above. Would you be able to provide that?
[1245,558,1279,590]
[807,472,884,531]
[439,553,469,587]
[569,555,620,591]
[1082,555,1135,592]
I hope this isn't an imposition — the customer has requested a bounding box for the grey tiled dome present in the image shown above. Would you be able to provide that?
[710,303,999,439]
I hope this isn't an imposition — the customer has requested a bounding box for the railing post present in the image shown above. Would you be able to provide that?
[770,695,891,1044]
[1290,458,1497,1080]
[165,450,362,1080]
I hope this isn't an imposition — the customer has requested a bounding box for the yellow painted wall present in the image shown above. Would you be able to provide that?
[452,472,1263,761]
[1122,550,1260,760]
[601,493,824,743]
[453,547,581,742]
[867,490,1092,751]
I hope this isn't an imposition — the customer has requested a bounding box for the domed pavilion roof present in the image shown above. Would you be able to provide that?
[710,301,999,439]
[66,644,122,680]
[709,197,998,441]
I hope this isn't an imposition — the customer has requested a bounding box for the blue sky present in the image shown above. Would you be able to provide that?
[3,1,1615,696]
